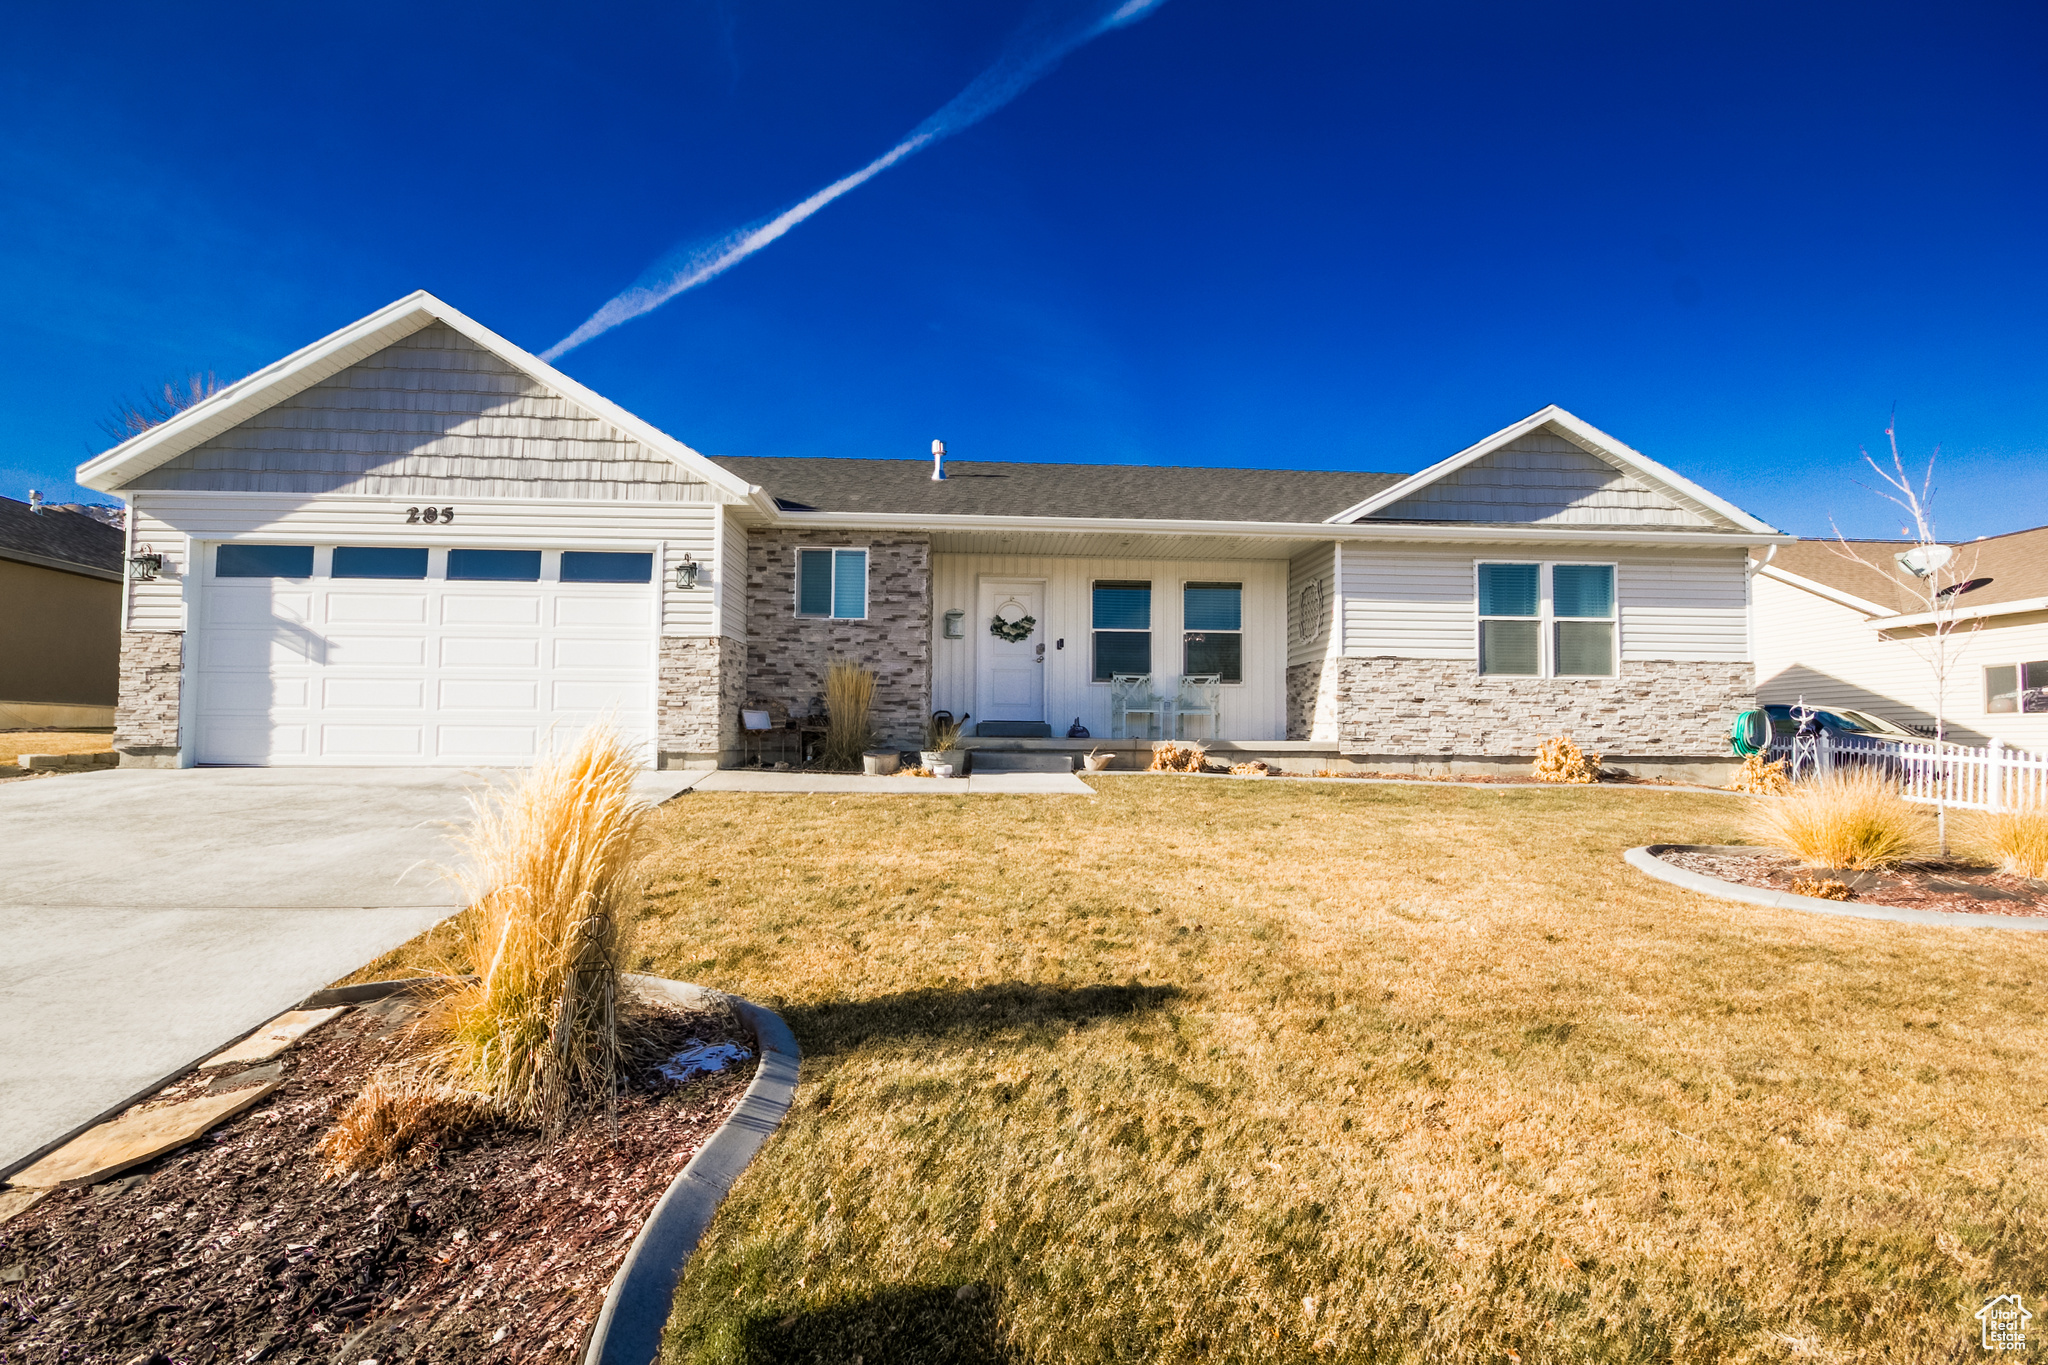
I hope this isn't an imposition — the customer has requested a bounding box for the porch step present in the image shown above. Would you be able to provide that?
[962,751,1077,774]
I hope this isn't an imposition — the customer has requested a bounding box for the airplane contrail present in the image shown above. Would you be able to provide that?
[541,0,1171,361]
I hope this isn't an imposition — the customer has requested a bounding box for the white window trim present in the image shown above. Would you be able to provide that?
[793,545,870,621]
[1473,560,1620,678]
[1180,577,1245,686]
[1088,576,1154,685]
[1985,659,2048,716]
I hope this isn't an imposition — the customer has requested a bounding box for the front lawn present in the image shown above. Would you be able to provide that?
[383,777,2048,1361]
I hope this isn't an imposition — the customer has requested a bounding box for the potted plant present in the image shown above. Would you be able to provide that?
[921,712,969,776]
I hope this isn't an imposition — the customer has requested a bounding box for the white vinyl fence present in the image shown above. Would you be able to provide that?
[1767,733,2048,812]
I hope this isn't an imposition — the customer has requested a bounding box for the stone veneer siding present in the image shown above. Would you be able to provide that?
[1333,658,1753,757]
[1285,660,1322,741]
[657,636,745,766]
[115,631,183,766]
[744,530,932,752]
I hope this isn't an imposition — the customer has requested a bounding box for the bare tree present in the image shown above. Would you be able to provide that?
[97,372,225,445]
[1827,415,1985,853]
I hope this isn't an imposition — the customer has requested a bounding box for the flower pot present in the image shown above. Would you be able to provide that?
[862,751,901,776]
[919,750,944,769]
[930,749,967,774]
[1083,753,1115,772]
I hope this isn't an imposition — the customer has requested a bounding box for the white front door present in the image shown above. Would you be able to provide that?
[974,578,1045,726]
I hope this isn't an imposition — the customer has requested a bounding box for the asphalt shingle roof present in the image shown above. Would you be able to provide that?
[708,456,1407,523]
[0,497,124,577]
[1761,525,2048,615]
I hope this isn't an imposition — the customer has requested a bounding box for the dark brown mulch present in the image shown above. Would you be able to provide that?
[1660,847,2048,918]
[0,992,756,1364]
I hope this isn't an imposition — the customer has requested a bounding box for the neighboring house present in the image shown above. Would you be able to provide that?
[76,291,1788,775]
[1753,527,2048,750]
[0,495,124,728]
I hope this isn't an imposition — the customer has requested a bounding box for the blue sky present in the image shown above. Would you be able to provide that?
[3,0,2043,538]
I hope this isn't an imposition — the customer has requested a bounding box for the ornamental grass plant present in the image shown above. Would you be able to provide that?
[1979,800,2048,879]
[1531,732,1601,783]
[1747,769,1931,869]
[822,659,877,769]
[427,722,650,1131]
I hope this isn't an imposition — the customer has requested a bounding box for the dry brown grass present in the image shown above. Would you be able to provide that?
[1728,753,1792,795]
[823,660,878,770]
[1977,804,2048,880]
[1748,771,1933,870]
[1147,741,1209,772]
[316,1070,494,1177]
[356,778,2048,1363]
[426,723,649,1130]
[1532,732,1601,783]
[0,730,114,761]
[1787,877,1854,901]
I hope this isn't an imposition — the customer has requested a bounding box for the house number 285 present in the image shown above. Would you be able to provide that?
[405,506,456,524]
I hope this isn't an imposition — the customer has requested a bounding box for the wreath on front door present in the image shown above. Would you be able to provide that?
[989,608,1037,643]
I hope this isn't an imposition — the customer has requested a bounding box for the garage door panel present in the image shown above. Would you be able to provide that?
[327,635,428,667]
[327,593,428,624]
[319,725,425,757]
[437,726,540,758]
[211,589,312,626]
[203,631,321,668]
[552,679,651,710]
[441,636,541,668]
[554,596,647,627]
[552,637,647,669]
[439,679,540,711]
[208,675,309,713]
[202,721,308,763]
[442,595,543,625]
[324,678,427,710]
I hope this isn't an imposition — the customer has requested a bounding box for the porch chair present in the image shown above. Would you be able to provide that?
[740,706,788,767]
[1110,673,1163,741]
[1173,674,1222,741]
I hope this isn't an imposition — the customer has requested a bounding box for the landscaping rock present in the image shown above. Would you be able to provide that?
[201,1006,347,1068]
[9,1081,281,1188]
[14,751,118,770]
[205,1062,284,1093]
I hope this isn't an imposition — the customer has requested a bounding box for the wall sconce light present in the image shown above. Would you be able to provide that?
[676,554,700,590]
[128,544,162,581]
[942,608,965,639]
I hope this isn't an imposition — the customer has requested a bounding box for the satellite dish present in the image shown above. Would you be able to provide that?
[1893,544,1953,579]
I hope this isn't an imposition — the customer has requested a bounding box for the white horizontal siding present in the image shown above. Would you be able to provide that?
[1287,542,1337,667]
[126,491,720,636]
[1754,574,2048,748]
[1341,546,1750,662]
[931,553,1287,741]
[123,323,719,503]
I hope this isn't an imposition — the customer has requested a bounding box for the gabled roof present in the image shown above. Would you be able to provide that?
[710,456,1407,523]
[0,496,125,581]
[75,291,764,505]
[1323,405,1782,534]
[1760,525,2048,623]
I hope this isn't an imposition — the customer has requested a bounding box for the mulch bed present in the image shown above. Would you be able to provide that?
[1659,847,2048,918]
[0,991,756,1364]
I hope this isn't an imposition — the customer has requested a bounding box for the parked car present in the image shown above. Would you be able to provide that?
[1762,704,1929,743]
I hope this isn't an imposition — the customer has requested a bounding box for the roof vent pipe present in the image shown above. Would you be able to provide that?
[931,439,946,481]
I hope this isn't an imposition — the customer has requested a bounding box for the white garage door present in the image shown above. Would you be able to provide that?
[193,544,657,766]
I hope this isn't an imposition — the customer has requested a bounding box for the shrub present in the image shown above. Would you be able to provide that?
[822,659,877,769]
[1148,742,1209,773]
[1789,877,1854,901]
[318,1070,493,1177]
[1747,771,1931,870]
[925,713,967,751]
[1729,753,1792,795]
[1980,803,2048,880]
[1532,733,1600,784]
[430,722,649,1130]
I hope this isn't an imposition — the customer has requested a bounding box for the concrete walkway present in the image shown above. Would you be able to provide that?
[0,766,696,1174]
[688,769,1093,795]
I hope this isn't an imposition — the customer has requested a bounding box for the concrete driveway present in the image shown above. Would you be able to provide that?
[0,766,696,1173]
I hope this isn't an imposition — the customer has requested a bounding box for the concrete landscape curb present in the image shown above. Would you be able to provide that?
[1626,844,2048,931]
[586,975,801,1365]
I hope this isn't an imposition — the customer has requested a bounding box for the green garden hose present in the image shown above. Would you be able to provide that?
[1730,709,1769,756]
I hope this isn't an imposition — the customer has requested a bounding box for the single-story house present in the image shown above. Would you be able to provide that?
[0,495,124,728]
[76,291,1790,776]
[1753,527,2048,750]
